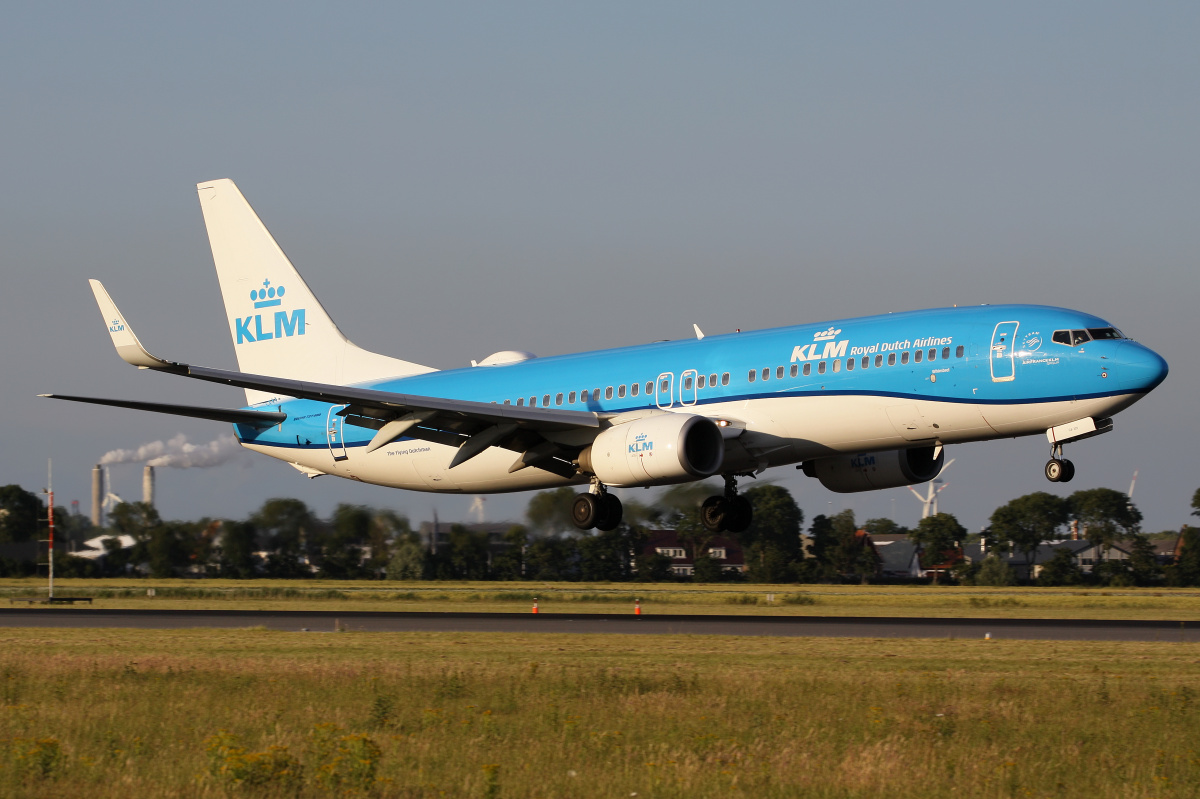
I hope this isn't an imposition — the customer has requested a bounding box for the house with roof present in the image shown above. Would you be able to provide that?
[963,539,1132,581]
[643,530,746,577]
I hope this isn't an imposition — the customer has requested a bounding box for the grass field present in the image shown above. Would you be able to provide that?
[5,579,1200,620]
[1,628,1199,797]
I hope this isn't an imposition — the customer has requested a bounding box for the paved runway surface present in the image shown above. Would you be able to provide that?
[1,609,1198,641]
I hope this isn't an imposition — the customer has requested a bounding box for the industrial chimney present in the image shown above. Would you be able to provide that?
[90,465,103,527]
[142,465,155,508]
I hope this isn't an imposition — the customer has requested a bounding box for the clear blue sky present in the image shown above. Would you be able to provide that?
[2,3,1196,533]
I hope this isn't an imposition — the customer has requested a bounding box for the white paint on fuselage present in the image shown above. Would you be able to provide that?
[240,391,1141,494]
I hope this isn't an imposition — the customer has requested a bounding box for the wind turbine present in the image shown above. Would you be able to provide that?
[468,495,487,525]
[1127,469,1138,499]
[909,458,955,519]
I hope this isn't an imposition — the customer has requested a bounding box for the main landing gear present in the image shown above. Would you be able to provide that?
[1044,443,1075,483]
[700,475,753,534]
[572,480,623,532]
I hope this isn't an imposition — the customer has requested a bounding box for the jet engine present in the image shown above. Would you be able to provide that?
[802,446,944,493]
[578,413,725,487]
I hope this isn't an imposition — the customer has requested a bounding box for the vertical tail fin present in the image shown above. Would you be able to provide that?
[196,179,434,405]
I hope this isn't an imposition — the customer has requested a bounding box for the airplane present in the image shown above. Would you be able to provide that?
[43,179,1169,534]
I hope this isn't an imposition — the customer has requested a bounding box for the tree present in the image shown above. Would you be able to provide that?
[579,525,646,582]
[387,533,427,580]
[147,521,194,578]
[988,492,1069,577]
[909,513,966,583]
[320,504,372,578]
[525,536,578,581]
[863,518,908,538]
[1069,488,1142,555]
[822,510,877,581]
[1193,488,1200,517]
[738,486,804,583]
[0,485,43,543]
[491,525,528,581]
[526,488,580,536]
[219,520,258,578]
[252,498,316,578]
[1168,527,1200,587]
[1038,547,1083,586]
[1124,534,1162,586]
[975,553,1016,586]
[446,524,491,580]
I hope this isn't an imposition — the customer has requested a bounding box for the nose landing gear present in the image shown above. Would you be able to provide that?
[572,480,623,531]
[1044,443,1075,483]
[700,475,754,533]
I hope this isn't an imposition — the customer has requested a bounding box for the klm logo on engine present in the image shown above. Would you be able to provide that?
[791,327,848,362]
[849,454,876,468]
[629,433,653,454]
[236,279,305,344]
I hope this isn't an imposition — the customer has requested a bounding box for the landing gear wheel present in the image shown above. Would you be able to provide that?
[724,495,753,533]
[1045,459,1065,483]
[572,493,600,529]
[596,493,623,532]
[1059,459,1075,483]
[701,496,727,533]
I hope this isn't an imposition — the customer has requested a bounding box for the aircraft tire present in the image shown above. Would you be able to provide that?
[1044,459,1064,482]
[572,493,600,530]
[701,496,727,533]
[724,496,753,533]
[1059,459,1075,483]
[596,493,623,532]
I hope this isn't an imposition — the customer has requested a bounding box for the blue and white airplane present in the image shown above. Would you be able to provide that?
[44,179,1169,533]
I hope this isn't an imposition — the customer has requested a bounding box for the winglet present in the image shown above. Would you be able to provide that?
[693,324,705,340]
[88,280,177,369]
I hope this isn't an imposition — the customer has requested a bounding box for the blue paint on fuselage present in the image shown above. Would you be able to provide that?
[235,304,1167,450]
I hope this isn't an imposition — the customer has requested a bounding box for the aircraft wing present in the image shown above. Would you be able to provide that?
[39,395,287,427]
[70,281,605,476]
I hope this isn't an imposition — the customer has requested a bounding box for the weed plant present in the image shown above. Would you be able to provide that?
[0,629,1198,796]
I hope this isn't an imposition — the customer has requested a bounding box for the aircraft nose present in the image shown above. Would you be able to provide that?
[1114,342,1169,393]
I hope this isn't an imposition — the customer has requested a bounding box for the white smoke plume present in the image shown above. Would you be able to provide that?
[99,434,248,469]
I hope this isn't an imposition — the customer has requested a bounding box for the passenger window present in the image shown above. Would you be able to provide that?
[901,351,909,365]
[803,363,811,376]
[555,393,563,406]
[832,359,841,373]
[618,385,627,398]
[593,389,601,401]
[709,373,718,386]
[516,397,524,406]
[683,377,692,391]
[928,349,936,361]
[888,353,896,366]
[569,391,577,404]
[776,366,784,379]
[503,399,510,405]
[818,361,827,375]
[762,367,770,381]
[697,375,706,389]
[914,350,923,363]
[942,347,950,359]
[529,396,537,407]
[748,369,756,383]
[543,394,551,406]
[604,387,613,400]
[846,357,855,371]
[721,373,730,386]
[790,364,798,377]
[955,346,964,358]
[660,379,669,392]
[862,356,869,369]
[631,382,639,397]
[1071,330,1091,346]
[875,354,883,368]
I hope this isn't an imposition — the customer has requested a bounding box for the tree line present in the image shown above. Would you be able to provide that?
[0,482,1197,585]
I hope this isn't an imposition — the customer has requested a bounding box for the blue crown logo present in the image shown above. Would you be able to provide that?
[635,433,648,442]
[249,278,286,309]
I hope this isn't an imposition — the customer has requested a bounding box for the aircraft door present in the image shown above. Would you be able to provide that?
[990,321,1019,383]
[655,372,674,409]
[326,404,349,461]
[680,369,698,407]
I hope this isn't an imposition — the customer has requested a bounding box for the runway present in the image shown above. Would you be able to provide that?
[1,609,1197,641]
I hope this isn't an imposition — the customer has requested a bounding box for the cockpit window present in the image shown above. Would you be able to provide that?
[1087,327,1123,340]
[1053,329,1092,346]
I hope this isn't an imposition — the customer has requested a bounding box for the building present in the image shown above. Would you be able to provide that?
[643,530,746,577]
[962,539,1133,581]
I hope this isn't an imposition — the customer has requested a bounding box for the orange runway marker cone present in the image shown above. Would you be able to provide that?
[532,598,539,614]
[635,598,641,616]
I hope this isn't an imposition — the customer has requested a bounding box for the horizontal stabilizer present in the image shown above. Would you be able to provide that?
[39,394,286,428]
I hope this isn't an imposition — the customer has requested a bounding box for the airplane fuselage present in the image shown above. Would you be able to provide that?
[235,303,1167,493]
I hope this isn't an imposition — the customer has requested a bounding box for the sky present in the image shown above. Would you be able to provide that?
[1,3,1197,535]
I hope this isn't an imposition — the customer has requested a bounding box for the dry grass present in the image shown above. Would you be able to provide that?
[5,579,1200,620]
[1,629,1199,797]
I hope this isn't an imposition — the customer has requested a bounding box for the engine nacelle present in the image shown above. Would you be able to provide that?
[579,414,725,488]
[803,446,944,493]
